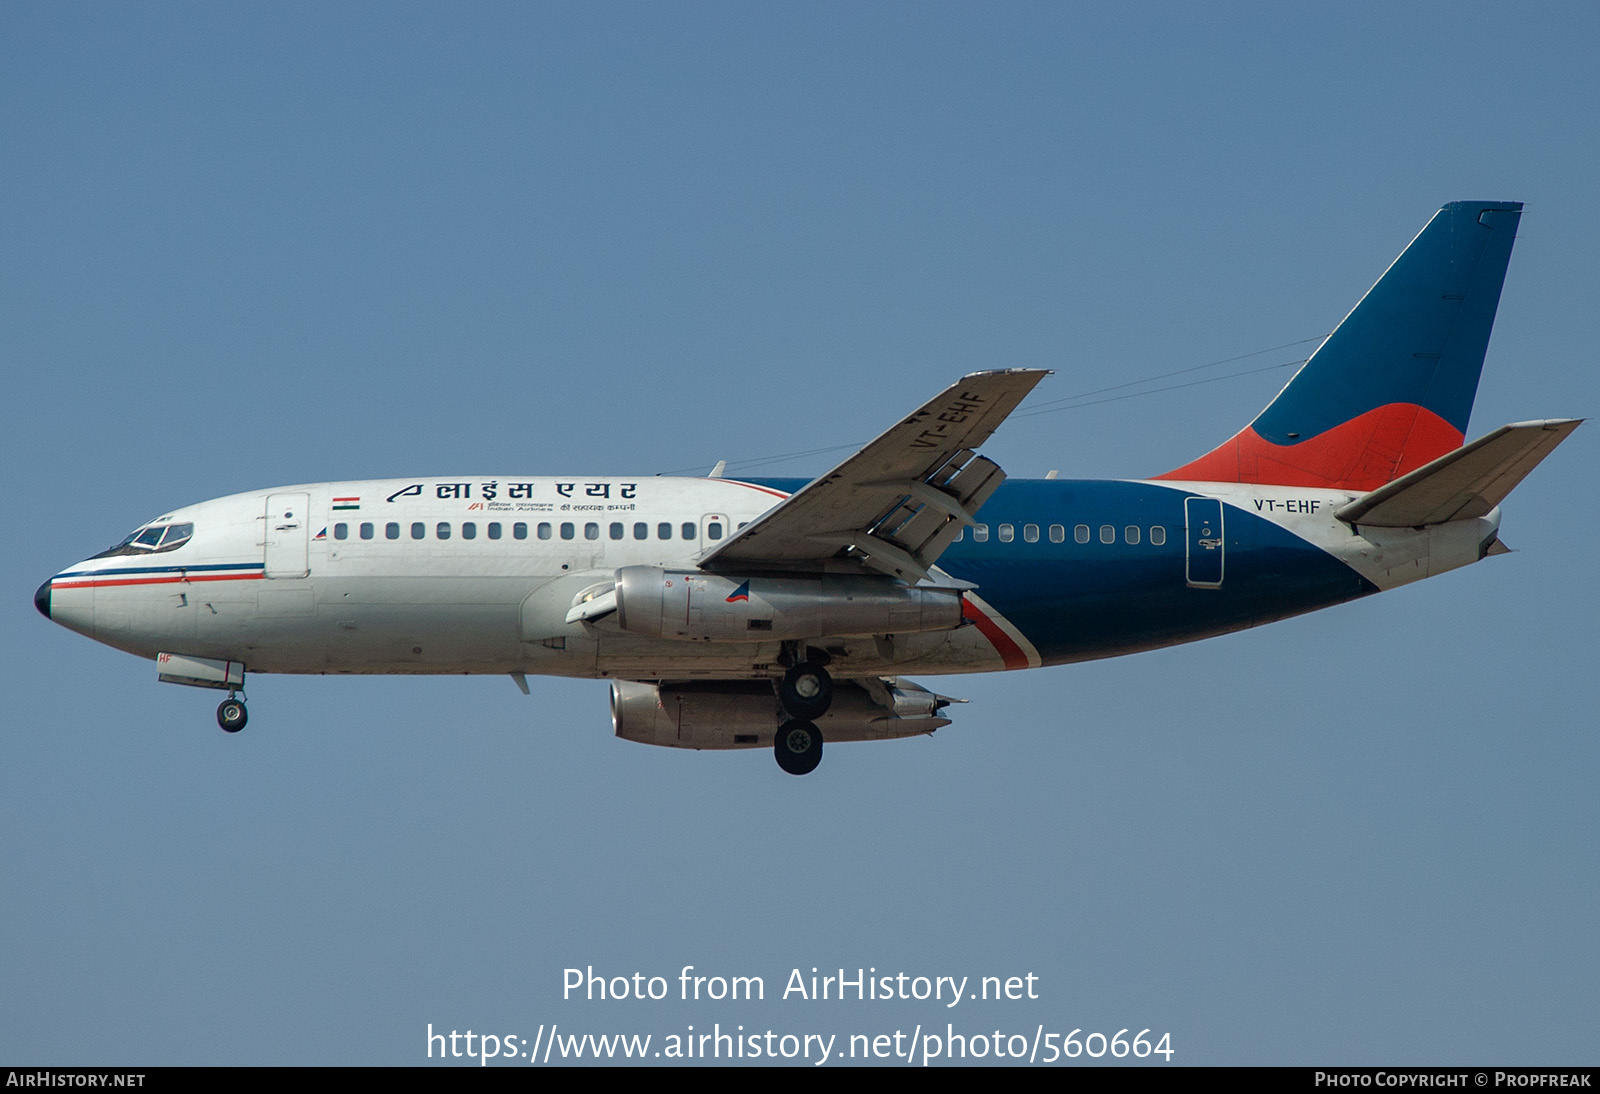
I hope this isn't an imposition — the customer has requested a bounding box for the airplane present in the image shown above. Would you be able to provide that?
[34,201,1579,775]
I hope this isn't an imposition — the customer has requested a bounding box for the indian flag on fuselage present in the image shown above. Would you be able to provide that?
[332,496,361,510]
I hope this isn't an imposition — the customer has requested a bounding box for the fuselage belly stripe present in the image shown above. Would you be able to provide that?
[961,596,1032,670]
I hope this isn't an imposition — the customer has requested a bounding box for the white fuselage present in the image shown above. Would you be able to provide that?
[48,475,1020,682]
[45,474,1497,689]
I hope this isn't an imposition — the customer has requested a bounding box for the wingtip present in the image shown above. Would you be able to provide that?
[960,367,1053,379]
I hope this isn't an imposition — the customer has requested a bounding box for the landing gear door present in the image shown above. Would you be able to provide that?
[264,492,310,578]
[1185,496,1224,588]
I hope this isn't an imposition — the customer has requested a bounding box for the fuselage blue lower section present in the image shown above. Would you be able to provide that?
[754,477,1378,666]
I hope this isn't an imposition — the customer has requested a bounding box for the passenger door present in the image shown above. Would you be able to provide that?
[1184,496,1224,588]
[263,493,310,578]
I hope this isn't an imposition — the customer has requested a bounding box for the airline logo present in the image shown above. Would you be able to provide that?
[726,581,750,603]
[333,496,361,511]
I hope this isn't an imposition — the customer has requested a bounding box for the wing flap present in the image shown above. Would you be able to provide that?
[1335,418,1581,527]
[701,370,1048,580]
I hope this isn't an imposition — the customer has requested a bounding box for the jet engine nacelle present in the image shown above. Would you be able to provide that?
[611,566,964,642]
[611,678,954,749]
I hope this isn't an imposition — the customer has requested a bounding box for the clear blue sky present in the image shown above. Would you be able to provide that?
[4,1,1596,1065]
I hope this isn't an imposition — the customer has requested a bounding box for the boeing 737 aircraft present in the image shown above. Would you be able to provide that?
[35,201,1578,774]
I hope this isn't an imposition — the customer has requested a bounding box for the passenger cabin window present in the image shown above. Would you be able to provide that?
[1099,525,1115,544]
[537,523,552,540]
[488,522,502,539]
[658,523,673,540]
[610,522,625,540]
[387,522,400,540]
[436,522,451,540]
[972,524,989,542]
[682,522,697,540]
[560,522,575,540]
[462,522,476,540]
[585,522,599,540]
[1125,525,1140,545]
[1049,524,1065,543]
[1075,524,1090,544]
[1150,526,1166,545]
[633,522,648,540]
[708,522,723,540]
[1023,524,1039,543]
[360,522,374,540]
[998,524,1015,542]
[334,523,349,540]
[411,523,426,540]
[514,523,528,540]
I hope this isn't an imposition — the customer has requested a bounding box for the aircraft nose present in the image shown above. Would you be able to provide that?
[34,578,51,619]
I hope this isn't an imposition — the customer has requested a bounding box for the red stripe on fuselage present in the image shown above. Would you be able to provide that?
[1154,403,1464,492]
[962,596,1031,671]
[52,572,265,590]
[711,479,790,499]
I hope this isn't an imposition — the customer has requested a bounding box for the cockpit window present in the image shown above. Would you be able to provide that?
[92,522,195,558]
[159,523,194,548]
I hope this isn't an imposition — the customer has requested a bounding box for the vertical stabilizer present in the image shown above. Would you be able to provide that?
[1157,201,1522,491]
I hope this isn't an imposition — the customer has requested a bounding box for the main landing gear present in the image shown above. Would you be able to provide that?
[779,660,833,721]
[774,653,832,775]
[217,694,248,733]
[774,719,823,776]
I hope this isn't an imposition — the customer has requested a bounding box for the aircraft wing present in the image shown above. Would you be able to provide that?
[700,369,1049,582]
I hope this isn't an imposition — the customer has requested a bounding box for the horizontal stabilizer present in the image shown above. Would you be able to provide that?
[1336,419,1581,527]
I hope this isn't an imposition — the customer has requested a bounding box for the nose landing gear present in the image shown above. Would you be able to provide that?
[217,694,248,733]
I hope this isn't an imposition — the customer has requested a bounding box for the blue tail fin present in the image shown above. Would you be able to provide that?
[1158,201,1522,491]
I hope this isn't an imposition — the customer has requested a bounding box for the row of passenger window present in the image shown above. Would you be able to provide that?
[956,523,1168,546]
[332,520,724,543]
[332,518,1160,547]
